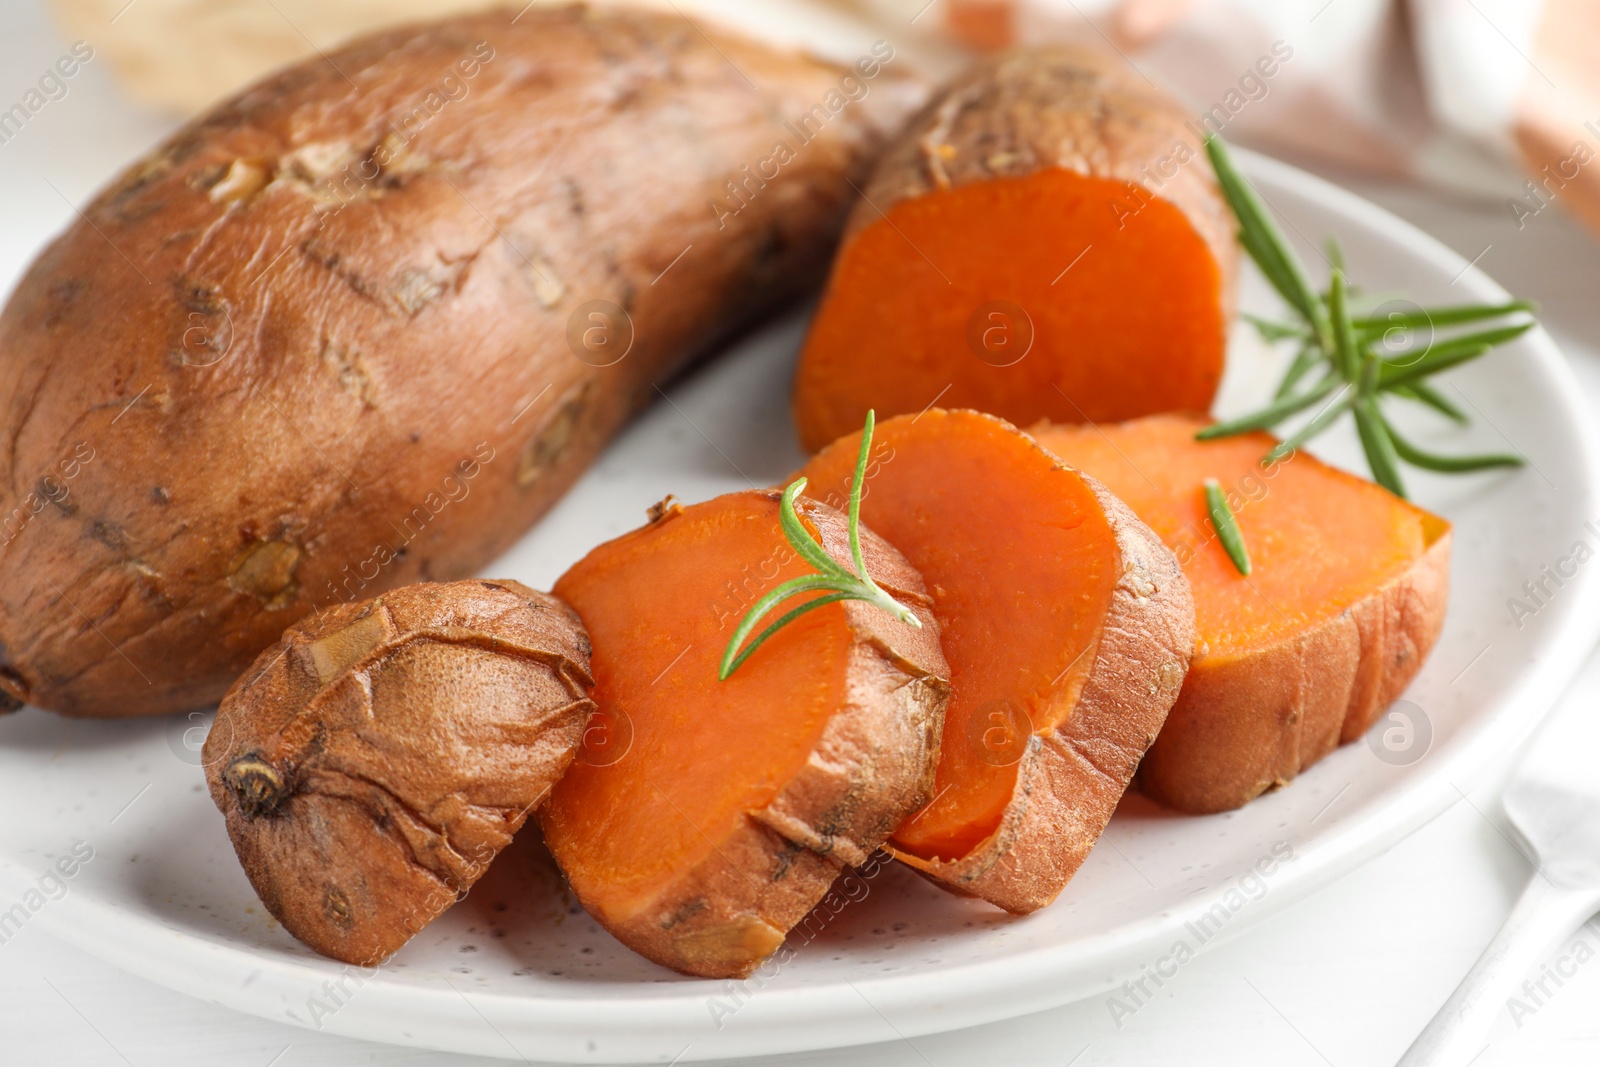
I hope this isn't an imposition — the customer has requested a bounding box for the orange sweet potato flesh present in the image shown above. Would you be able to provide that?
[798,410,1194,911]
[541,490,948,978]
[791,48,1237,453]
[1032,414,1452,813]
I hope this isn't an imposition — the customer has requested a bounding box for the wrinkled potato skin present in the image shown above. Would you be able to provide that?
[204,579,593,966]
[0,5,922,717]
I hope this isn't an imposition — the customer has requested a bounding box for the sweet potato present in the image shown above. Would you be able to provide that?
[0,5,922,718]
[791,48,1238,453]
[540,490,948,978]
[203,579,593,965]
[1033,414,1452,813]
[797,410,1194,912]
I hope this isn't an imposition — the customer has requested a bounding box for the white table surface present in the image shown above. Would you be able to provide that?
[5,3,1600,1064]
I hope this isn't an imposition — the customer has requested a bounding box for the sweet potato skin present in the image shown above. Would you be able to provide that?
[832,47,1234,252]
[0,5,921,717]
[1137,530,1452,813]
[203,579,593,966]
[888,476,1194,912]
[792,47,1239,451]
[543,492,949,979]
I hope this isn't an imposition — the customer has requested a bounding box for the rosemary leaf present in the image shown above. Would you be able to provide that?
[719,410,919,681]
[719,590,855,681]
[1386,424,1524,472]
[1382,321,1532,373]
[1274,342,1322,399]
[1350,300,1536,333]
[1238,226,1329,348]
[1380,344,1491,390]
[1206,136,1330,345]
[1329,270,1361,382]
[846,410,876,580]
[1263,389,1351,464]
[719,573,848,682]
[1197,373,1339,439]
[1246,313,1308,343]
[1204,478,1252,575]
[1390,381,1468,424]
[1357,351,1381,398]
[1326,237,1346,274]
[1353,397,1407,497]
[777,478,842,577]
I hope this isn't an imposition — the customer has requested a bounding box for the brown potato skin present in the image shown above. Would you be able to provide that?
[831,46,1236,256]
[1136,531,1452,814]
[203,578,593,966]
[889,478,1195,913]
[0,5,922,718]
[543,493,950,979]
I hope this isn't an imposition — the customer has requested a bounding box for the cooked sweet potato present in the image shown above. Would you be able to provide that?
[1033,414,1452,814]
[540,490,948,978]
[791,47,1238,452]
[0,5,922,717]
[203,578,593,965]
[797,410,1194,912]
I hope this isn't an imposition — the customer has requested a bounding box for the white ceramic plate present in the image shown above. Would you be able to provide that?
[2,150,1598,1064]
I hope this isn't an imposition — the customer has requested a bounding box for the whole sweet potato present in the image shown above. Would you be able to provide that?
[0,5,920,717]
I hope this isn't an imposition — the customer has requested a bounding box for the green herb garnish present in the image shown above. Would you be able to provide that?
[719,410,920,681]
[1203,135,1532,497]
[1204,479,1252,575]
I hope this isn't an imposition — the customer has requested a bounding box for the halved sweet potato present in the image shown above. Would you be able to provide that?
[797,410,1194,912]
[540,491,948,978]
[1032,414,1452,814]
[792,48,1238,452]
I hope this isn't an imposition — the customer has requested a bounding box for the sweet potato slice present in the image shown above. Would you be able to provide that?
[792,48,1238,452]
[203,579,593,965]
[1032,414,1452,814]
[540,491,948,979]
[797,410,1194,912]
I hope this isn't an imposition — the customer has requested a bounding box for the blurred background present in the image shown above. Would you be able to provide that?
[5,1,1600,1064]
[45,0,1600,231]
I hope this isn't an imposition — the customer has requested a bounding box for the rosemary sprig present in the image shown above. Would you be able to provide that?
[1204,479,1252,575]
[1202,135,1534,496]
[718,410,920,681]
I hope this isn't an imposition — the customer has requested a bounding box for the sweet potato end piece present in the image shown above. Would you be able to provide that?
[204,580,594,965]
